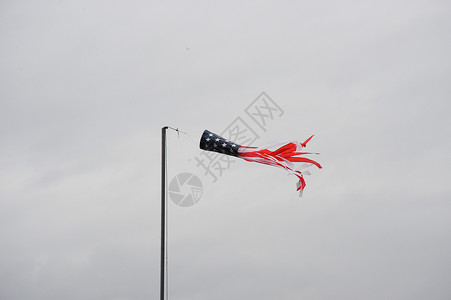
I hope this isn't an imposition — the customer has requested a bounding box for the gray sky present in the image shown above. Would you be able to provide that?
[1,1,450,299]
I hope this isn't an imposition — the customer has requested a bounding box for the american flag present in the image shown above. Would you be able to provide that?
[200,129,322,197]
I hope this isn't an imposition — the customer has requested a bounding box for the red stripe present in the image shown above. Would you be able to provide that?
[237,138,320,195]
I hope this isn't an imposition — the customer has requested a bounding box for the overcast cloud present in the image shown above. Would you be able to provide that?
[1,1,450,299]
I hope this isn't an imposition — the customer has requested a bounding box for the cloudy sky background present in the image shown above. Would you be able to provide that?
[1,0,450,299]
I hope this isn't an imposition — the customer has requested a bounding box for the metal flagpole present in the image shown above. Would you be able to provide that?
[160,126,168,300]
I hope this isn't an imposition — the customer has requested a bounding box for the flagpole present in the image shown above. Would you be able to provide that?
[160,126,168,300]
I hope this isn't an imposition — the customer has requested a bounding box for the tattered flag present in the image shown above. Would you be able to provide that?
[199,130,322,197]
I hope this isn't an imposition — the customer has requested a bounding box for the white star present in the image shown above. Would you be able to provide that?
[222,143,227,147]
[215,138,220,142]
[232,144,236,147]
[209,133,213,136]
[206,138,210,141]
[213,143,217,148]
